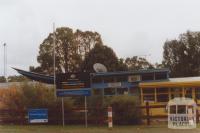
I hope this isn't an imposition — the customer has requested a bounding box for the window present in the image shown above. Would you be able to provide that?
[157,94,169,102]
[187,106,194,114]
[170,105,176,114]
[156,88,169,102]
[155,72,168,80]
[116,88,128,95]
[143,88,155,94]
[141,73,154,81]
[184,88,192,98]
[142,88,155,102]
[129,87,139,95]
[104,76,114,83]
[104,88,116,95]
[92,77,102,83]
[195,88,200,99]
[143,95,155,101]
[177,105,186,114]
[157,88,168,93]
[171,88,182,98]
[116,75,127,82]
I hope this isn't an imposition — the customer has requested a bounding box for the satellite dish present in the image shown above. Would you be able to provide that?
[93,63,107,73]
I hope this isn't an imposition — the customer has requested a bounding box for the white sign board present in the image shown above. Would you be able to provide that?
[108,82,121,88]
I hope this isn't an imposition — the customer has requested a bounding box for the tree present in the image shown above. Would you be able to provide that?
[125,56,154,70]
[117,58,128,71]
[162,31,200,77]
[0,76,6,83]
[7,75,29,82]
[33,27,103,74]
[81,44,126,72]
[74,30,103,59]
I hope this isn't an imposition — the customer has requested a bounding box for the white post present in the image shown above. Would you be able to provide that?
[108,106,113,128]
[84,96,88,128]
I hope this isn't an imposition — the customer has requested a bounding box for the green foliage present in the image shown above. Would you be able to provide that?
[0,76,6,83]
[1,82,74,111]
[82,44,125,72]
[86,95,142,125]
[33,27,103,74]
[117,58,128,71]
[162,31,200,77]
[105,95,141,125]
[125,56,154,70]
[87,95,106,124]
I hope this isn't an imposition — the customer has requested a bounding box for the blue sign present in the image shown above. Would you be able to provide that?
[56,88,91,97]
[28,109,48,123]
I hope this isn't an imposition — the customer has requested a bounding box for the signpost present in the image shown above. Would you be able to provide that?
[28,109,48,123]
[56,73,91,127]
[56,73,91,96]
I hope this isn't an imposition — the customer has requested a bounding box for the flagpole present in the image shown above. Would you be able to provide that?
[3,43,7,82]
[53,23,65,127]
[53,23,56,97]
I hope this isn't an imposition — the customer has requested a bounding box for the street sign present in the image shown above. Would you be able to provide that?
[56,88,91,97]
[56,73,91,97]
[28,109,48,123]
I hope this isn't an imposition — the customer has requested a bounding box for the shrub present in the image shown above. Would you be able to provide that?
[0,82,74,124]
[106,95,142,125]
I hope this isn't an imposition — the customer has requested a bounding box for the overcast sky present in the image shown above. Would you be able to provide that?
[0,0,200,76]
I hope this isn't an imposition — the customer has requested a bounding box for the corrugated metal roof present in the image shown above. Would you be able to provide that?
[91,68,169,77]
[169,77,200,82]
[139,76,200,88]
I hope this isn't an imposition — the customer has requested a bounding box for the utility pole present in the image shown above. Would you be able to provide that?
[3,43,7,82]
[53,23,65,127]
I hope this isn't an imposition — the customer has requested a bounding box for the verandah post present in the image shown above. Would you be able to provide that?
[146,101,150,125]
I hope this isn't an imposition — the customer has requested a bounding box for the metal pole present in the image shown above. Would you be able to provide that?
[62,97,65,126]
[53,23,56,97]
[3,43,7,81]
[53,23,65,126]
[84,96,88,128]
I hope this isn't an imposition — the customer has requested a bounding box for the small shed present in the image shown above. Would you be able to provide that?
[167,97,197,129]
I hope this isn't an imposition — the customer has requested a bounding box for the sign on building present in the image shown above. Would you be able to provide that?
[56,73,91,97]
[128,75,141,82]
[28,109,48,123]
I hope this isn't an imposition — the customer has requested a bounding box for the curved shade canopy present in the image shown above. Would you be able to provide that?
[13,68,54,84]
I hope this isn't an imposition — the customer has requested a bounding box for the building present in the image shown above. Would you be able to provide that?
[15,68,200,117]
[90,69,200,117]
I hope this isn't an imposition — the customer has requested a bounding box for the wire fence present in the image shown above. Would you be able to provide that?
[2,103,198,126]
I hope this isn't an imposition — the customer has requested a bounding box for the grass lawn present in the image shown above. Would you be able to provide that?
[0,125,200,133]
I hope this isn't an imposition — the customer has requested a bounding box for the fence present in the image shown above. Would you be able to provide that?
[0,102,198,125]
[0,107,107,125]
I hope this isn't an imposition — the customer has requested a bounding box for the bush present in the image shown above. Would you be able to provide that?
[0,82,74,124]
[87,95,106,125]
[106,95,142,125]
